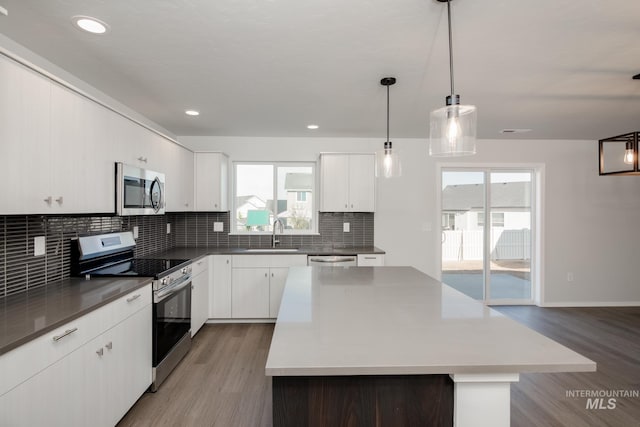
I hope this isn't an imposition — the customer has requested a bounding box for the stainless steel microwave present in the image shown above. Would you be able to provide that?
[116,162,165,215]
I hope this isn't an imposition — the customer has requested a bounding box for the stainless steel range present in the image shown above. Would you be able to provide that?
[71,231,192,392]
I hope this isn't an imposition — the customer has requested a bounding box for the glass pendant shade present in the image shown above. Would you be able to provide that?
[429,104,477,157]
[376,142,402,178]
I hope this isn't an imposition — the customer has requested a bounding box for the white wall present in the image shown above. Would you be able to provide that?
[181,136,640,306]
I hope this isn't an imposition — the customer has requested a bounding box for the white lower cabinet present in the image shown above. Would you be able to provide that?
[269,267,290,318]
[84,304,152,427]
[230,255,307,319]
[191,257,210,337]
[210,255,232,318]
[0,285,152,427]
[232,268,270,318]
[0,344,85,426]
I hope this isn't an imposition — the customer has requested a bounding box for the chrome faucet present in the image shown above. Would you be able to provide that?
[272,218,284,248]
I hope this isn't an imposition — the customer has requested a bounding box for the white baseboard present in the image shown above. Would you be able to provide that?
[206,318,275,324]
[540,301,640,307]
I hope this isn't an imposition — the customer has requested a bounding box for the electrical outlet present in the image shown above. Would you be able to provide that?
[34,236,45,256]
[213,222,224,232]
[343,222,350,233]
[133,226,139,239]
[166,223,171,234]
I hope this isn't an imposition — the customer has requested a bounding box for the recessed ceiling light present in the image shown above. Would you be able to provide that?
[72,16,109,34]
[185,110,200,116]
[500,129,532,134]
[307,124,319,130]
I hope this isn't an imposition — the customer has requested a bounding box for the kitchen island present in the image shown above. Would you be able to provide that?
[265,266,596,427]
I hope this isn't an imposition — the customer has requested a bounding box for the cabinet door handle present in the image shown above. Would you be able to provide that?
[96,348,104,357]
[137,156,148,163]
[351,204,354,208]
[226,259,229,264]
[271,273,274,277]
[105,342,113,350]
[55,196,63,205]
[265,273,268,278]
[344,204,348,208]
[126,294,141,303]
[53,327,78,342]
[44,196,52,205]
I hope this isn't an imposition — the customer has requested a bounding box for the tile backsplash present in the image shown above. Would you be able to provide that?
[0,211,373,298]
[169,212,373,249]
[0,215,172,298]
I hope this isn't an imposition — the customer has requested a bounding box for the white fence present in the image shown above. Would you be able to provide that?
[442,229,531,261]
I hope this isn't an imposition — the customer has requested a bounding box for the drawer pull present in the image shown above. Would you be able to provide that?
[364,256,376,259]
[105,342,113,350]
[126,294,141,303]
[53,327,78,342]
[96,348,104,357]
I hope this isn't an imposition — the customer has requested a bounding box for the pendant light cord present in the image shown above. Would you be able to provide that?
[386,83,390,142]
[447,0,455,97]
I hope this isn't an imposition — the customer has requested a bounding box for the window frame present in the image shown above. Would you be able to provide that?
[232,161,317,235]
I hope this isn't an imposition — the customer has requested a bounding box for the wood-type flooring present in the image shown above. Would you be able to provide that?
[118,306,640,427]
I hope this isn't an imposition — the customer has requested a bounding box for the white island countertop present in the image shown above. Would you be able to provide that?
[265,266,596,377]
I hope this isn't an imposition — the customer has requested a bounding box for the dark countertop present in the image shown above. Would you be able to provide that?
[1,245,384,357]
[144,246,385,260]
[0,277,151,356]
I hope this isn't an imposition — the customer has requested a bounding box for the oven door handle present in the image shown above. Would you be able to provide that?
[155,275,192,303]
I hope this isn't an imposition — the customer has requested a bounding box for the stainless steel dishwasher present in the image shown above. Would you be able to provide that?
[307,255,357,267]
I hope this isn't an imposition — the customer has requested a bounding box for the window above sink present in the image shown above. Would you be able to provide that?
[233,162,316,235]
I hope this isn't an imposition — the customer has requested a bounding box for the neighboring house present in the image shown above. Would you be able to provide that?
[442,182,531,261]
[281,172,313,229]
[236,173,313,231]
[441,181,531,231]
[236,195,267,227]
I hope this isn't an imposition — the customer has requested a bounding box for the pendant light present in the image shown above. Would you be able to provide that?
[599,132,640,175]
[429,0,477,157]
[376,77,402,178]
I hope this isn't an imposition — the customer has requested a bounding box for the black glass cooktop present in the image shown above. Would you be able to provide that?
[89,258,190,278]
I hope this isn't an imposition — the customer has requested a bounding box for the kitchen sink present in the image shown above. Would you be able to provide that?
[242,248,300,253]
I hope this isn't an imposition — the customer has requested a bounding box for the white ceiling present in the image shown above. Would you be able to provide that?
[0,0,639,140]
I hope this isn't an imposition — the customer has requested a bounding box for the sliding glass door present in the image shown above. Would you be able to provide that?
[441,168,534,303]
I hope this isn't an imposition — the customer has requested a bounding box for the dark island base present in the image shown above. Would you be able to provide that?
[272,374,454,427]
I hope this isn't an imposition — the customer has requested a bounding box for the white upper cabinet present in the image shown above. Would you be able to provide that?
[50,83,114,213]
[194,152,229,211]
[0,55,51,214]
[320,153,375,212]
[0,53,194,215]
[164,143,194,212]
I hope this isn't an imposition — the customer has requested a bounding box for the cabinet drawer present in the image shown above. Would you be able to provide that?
[191,256,209,276]
[270,254,307,268]
[110,284,152,326]
[232,254,308,268]
[0,307,101,396]
[357,254,385,266]
[232,255,271,268]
